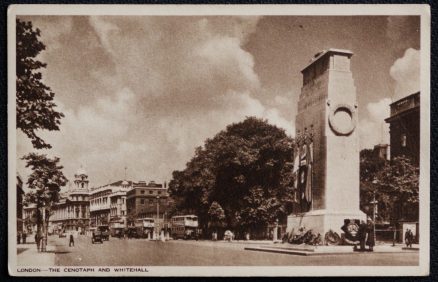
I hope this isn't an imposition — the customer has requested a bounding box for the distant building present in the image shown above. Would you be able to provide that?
[17,174,24,234]
[23,204,37,234]
[385,92,420,242]
[49,167,91,233]
[385,92,420,165]
[373,144,390,161]
[90,179,132,228]
[126,181,171,221]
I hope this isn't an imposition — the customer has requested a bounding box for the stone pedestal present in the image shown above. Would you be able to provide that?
[287,49,366,238]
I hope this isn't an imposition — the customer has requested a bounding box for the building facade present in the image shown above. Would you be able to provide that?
[126,181,171,221]
[385,92,420,165]
[23,204,37,234]
[373,143,390,161]
[90,180,132,228]
[17,174,24,234]
[49,167,90,233]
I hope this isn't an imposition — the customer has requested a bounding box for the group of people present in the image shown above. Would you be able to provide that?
[16,231,28,244]
[354,219,375,252]
[405,228,415,248]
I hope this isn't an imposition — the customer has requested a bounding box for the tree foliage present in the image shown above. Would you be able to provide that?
[22,153,67,244]
[169,117,295,237]
[208,201,225,231]
[360,150,419,222]
[16,19,64,149]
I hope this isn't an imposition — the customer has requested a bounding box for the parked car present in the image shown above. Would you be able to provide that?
[127,227,138,239]
[97,225,110,241]
[91,230,103,244]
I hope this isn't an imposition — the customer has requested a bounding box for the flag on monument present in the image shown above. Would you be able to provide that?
[293,148,300,202]
[305,142,313,203]
[300,144,307,166]
[293,149,299,174]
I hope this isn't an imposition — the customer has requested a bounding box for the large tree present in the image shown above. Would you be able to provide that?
[169,117,295,238]
[360,150,419,222]
[207,201,226,234]
[23,153,67,251]
[16,19,64,149]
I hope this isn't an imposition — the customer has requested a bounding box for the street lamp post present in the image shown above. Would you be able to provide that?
[273,218,279,242]
[370,190,378,245]
[156,196,160,240]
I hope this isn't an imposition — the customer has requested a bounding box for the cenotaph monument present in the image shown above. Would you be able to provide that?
[287,49,366,240]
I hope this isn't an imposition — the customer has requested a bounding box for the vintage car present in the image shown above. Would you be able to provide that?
[91,230,103,244]
[126,227,139,239]
[97,225,110,241]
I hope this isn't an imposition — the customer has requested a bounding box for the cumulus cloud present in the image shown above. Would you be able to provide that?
[359,98,391,149]
[17,16,293,187]
[390,48,420,100]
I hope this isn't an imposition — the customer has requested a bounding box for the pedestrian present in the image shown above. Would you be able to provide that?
[35,233,40,252]
[22,232,27,244]
[406,229,414,248]
[366,219,375,252]
[404,229,410,248]
[17,232,22,244]
[356,220,367,252]
[69,233,75,247]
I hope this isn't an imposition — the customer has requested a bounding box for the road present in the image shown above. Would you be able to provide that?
[51,235,418,266]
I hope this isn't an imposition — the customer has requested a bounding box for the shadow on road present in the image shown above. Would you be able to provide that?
[44,250,71,254]
[17,248,27,255]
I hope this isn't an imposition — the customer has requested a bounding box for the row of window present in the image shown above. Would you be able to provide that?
[110,209,125,216]
[110,198,126,204]
[139,189,163,195]
[91,197,109,205]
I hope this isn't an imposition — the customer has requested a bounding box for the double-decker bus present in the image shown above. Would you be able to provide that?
[170,215,199,240]
[134,218,155,238]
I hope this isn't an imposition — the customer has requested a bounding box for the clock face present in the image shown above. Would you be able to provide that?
[328,103,357,135]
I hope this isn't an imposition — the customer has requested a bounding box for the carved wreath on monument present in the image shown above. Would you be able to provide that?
[327,100,357,136]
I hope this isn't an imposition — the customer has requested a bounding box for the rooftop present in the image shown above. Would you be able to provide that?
[301,48,353,73]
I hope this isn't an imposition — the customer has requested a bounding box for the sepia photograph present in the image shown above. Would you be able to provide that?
[8,4,430,276]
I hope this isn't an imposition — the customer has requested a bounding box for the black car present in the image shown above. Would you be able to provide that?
[92,230,103,244]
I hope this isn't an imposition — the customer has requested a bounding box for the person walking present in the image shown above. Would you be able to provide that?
[22,232,27,244]
[406,229,414,248]
[17,232,22,244]
[35,233,40,252]
[69,233,75,247]
[366,219,375,252]
[356,220,367,252]
[404,229,411,248]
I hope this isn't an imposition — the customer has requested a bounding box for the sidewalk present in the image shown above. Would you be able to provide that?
[245,242,420,256]
[17,235,56,267]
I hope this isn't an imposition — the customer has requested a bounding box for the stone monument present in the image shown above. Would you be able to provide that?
[287,49,366,240]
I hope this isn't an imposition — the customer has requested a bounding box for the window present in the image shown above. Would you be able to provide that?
[141,199,145,204]
[401,134,407,147]
[149,191,153,194]
[158,191,161,195]
[141,190,145,194]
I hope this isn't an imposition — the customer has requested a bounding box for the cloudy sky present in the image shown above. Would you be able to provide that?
[16,15,420,188]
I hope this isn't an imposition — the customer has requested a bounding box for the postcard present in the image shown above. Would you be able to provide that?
[8,4,430,276]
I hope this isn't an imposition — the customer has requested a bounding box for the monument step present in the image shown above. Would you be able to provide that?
[244,245,419,256]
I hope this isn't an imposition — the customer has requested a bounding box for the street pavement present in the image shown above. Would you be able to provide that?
[44,235,419,266]
[16,235,56,266]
